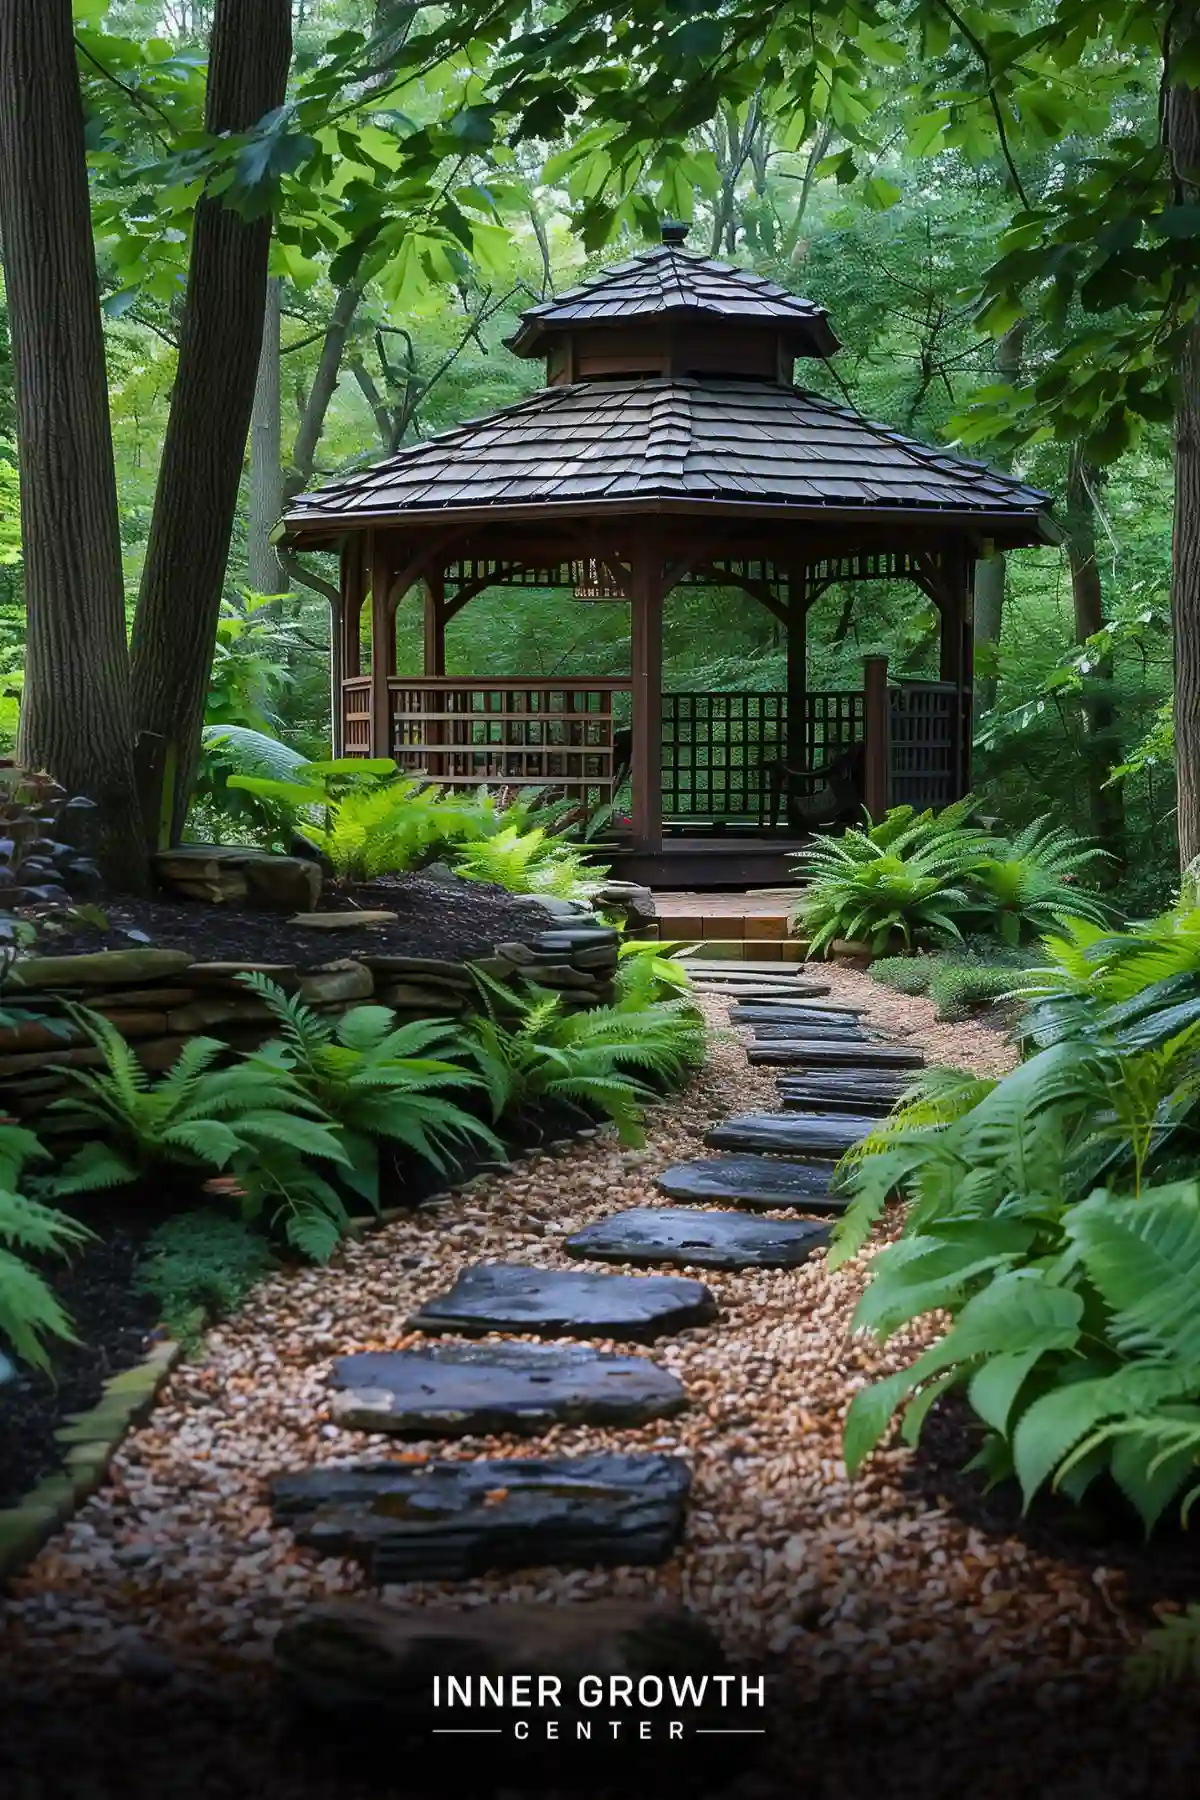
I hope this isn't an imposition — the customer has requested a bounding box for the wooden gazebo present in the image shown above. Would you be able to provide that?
[281,223,1054,886]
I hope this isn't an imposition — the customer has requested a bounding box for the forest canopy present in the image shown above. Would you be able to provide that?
[0,0,1192,906]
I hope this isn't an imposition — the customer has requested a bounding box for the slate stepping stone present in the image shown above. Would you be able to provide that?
[408,1262,718,1341]
[656,1155,848,1213]
[329,1342,687,1436]
[777,1069,909,1109]
[748,1039,925,1070]
[745,1019,868,1041]
[706,1111,879,1158]
[699,983,824,1002]
[730,1000,866,1022]
[683,959,811,975]
[565,1206,830,1270]
[270,1452,691,1583]
[778,1083,895,1118]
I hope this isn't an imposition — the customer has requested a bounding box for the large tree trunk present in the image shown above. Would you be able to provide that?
[1065,446,1125,866]
[972,321,1024,715]
[247,276,286,595]
[1169,77,1200,870]
[0,0,144,887]
[129,0,291,846]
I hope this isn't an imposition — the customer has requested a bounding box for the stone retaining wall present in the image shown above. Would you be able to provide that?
[0,921,623,1128]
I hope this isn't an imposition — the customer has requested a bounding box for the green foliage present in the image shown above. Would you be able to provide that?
[136,1210,278,1343]
[870,941,1040,1020]
[837,898,1200,1534]
[206,593,303,736]
[615,940,696,1008]
[794,803,1111,958]
[461,970,704,1146]
[1129,1607,1200,1692]
[453,824,606,903]
[790,798,995,955]
[0,1121,89,1373]
[46,1007,349,1200]
[238,973,501,1211]
[192,725,312,845]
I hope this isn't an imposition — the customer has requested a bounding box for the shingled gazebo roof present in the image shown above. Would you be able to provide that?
[281,232,1055,552]
[284,377,1052,544]
[503,241,842,359]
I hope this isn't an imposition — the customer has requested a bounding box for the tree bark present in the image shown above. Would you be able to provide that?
[972,320,1024,715]
[129,0,291,846]
[1169,76,1200,870]
[1066,446,1125,865]
[286,282,363,500]
[248,276,286,595]
[0,0,144,886]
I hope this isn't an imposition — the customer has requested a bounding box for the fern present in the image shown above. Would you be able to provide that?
[0,1122,89,1372]
[453,824,605,903]
[1129,1606,1200,1692]
[237,973,501,1209]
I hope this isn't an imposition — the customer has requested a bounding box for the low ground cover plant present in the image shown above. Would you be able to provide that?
[791,798,1110,957]
[870,940,1040,1020]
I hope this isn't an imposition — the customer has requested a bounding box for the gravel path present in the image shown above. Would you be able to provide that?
[1,969,1193,1798]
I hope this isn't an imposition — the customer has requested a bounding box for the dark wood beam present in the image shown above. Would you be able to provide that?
[630,525,664,855]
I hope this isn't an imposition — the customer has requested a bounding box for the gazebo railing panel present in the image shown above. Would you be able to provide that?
[888,682,961,811]
[660,691,866,822]
[367,677,631,804]
[342,676,372,755]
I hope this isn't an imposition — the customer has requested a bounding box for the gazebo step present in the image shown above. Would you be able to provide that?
[407,1263,718,1341]
[706,1112,878,1158]
[748,1040,925,1070]
[565,1206,830,1270]
[655,1155,846,1212]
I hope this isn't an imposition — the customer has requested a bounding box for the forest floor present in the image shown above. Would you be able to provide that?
[1,972,1198,1800]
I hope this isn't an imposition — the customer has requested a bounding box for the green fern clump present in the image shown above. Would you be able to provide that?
[967,817,1111,944]
[238,974,501,1218]
[0,1121,89,1373]
[453,824,605,903]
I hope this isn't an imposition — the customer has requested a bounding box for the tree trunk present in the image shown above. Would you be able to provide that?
[129,0,291,847]
[0,0,144,887]
[972,321,1024,715]
[247,276,286,595]
[1065,446,1125,865]
[286,282,362,500]
[1169,77,1200,870]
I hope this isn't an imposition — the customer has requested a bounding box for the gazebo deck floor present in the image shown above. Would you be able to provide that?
[605,834,811,892]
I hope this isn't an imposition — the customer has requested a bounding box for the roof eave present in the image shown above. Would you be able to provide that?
[281,494,1056,551]
[503,314,842,360]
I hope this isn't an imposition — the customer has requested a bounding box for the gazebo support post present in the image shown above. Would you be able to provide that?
[331,539,352,756]
[863,653,890,821]
[785,567,808,832]
[369,533,396,758]
[937,544,974,798]
[630,530,664,854]
[423,564,446,677]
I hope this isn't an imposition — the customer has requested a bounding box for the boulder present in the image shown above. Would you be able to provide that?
[296,961,374,1005]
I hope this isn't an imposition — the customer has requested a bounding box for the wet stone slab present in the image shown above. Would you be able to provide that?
[706,1111,879,1158]
[565,1206,830,1270]
[747,1039,925,1070]
[729,1000,866,1023]
[270,1452,691,1583]
[408,1262,718,1341]
[744,1019,870,1041]
[778,1081,898,1117]
[695,982,825,1001]
[329,1341,687,1437]
[655,1155,847,1212]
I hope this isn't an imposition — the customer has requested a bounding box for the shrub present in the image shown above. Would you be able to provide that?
[0,1120,89,1373]
[870,942,1039,1020]
[136,1210,278,1343]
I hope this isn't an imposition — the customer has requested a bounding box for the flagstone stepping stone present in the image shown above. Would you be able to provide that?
[698,982,824,1002]
[656,1155,848,1213]
[270,1451,691,1583]
[408,1263,718,1341]
[683,959,811,975]
[730,1000,866,1021]
[745,1019,869,1041]
[777,1081,897,1117]
[706,1112,879,1158]
[329,1342,687,1436]
[777,1068,909,1104]
[565,1205,830,1269]
[748,1039,925,1070]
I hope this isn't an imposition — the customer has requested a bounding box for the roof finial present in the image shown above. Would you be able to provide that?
[660,219,689,246]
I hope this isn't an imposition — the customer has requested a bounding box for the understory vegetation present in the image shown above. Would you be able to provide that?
[837,904,1200,1546]
[792,799,1110,957]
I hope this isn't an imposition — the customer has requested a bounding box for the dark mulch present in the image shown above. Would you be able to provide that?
[22,873,552,971]
[903,1390,1200,1615]
[0,1228,158,1510]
